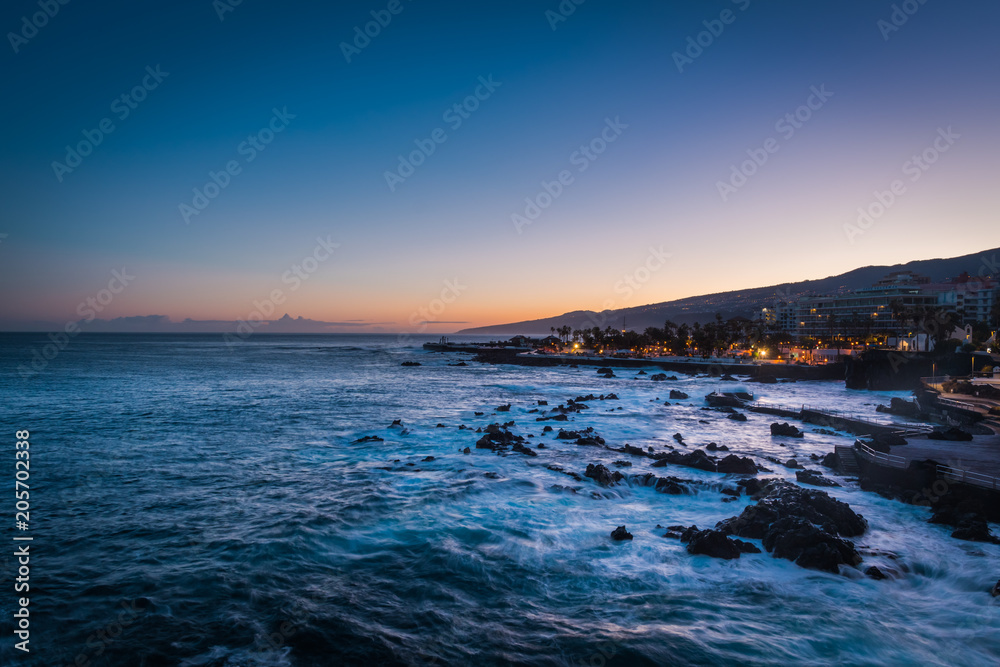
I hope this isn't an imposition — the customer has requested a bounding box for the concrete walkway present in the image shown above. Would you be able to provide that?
[889,430,1000,479]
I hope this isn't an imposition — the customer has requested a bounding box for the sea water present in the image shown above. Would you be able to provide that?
[0,333,997,666]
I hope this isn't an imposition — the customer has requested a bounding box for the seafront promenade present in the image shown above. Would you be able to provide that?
[473,350,847,381]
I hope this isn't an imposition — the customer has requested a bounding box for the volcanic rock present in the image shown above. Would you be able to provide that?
[610,525,633,541]
[585,463,623,487]
[770,422,804,438]
[796,470,841,487]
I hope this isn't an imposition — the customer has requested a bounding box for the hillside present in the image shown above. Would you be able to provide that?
[457,247,1000,335]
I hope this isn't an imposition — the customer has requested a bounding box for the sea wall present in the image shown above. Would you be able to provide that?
[471,350,845,381]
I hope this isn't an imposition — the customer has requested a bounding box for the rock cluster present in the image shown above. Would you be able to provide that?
[715,480,867,573]
[651,449,758,475]
[475,424,536,456]
[770,422,804,438]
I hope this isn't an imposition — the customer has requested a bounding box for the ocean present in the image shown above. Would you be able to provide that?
[1,333,998,666]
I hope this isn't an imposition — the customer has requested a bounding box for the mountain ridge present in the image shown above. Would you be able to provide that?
[457,247,1000,335]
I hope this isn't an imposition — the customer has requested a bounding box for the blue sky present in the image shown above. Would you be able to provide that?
[1,0,998,331]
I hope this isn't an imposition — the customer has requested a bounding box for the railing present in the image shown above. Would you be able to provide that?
[744,401,801,414]
[800,405,905,428]
[855,443,1000,491]
[743,402,934,434]
[855,442,908,469]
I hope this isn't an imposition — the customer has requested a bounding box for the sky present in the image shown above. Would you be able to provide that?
[1,0,999,332]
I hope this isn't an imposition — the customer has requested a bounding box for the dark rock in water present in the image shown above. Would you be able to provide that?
[597,367,613,374]
[512,442,538,457]
[666,375,679,381]
[736,478,765,496]
[820,452,839,469]
[949,517,1000,544]
[436,423,446,428]
[621,444,647,457]
[673,433,685,445]
[679,525,700,543]
[352,435,384,444]
[770,422,804,438]
[762,517,863,573]
[928,427,973,442]
[613,460,633,467]
[496,404,511,412]
[865,566,888,580]
[716,454,758,475]
[610,525,633,541]
[537,400,548,406]
[585,463,623,487]
[796,470,841,487]
[603,393,619,400]
[390,419,404,428]
[542,425,553,432]
[722,487,740,497]
[875,397,921,418]
[655,477,687,494]
[557,428,604,445]
[475,423,527,453]
[650,373,667,381]
[685,528,760,559]
[484,472,500,479]
[785,459,802,469]
[669,390,689,400]
[474,412,484,416]
[720,374,737,381]
[422,456,435,462]
[728,412,748,422]
[637,370,647,375]
[463,447,471,454]
[663,531,683,539]
[717,479,867,540]
[535,414,569,422]
[992,580,1000,597]
[652,449,717,472]
[706,442,720,451]
[401,361,421,366]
